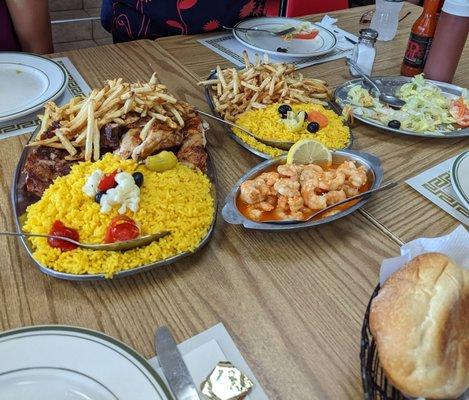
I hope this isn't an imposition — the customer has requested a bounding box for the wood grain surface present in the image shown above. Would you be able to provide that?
[155,3,469,243]
[0,39,405,399]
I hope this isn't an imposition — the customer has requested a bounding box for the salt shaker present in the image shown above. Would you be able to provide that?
[349,29,378,77]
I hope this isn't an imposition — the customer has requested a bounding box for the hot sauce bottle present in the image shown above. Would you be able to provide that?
[401,0,441,77]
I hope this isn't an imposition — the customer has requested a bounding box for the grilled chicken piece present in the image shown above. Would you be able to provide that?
[131,123,184,160]
[177,115,208,173]
[114,128,142,159]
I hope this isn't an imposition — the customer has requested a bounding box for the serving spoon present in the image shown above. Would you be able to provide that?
[196,109,295,150]
[0,231,170,251]
[346,59,406,109]
[262,181,397,224]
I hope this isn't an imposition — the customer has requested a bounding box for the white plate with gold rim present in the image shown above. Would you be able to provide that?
[0,325,173,400]
[0,53,68,122]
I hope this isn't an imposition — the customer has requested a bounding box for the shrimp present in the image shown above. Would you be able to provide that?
[299,168,321,187]
[342,184,359,197]
[301,182,327,210]
[336,161,367,188]
[239,180,266,204]
[288,195,304,213]
[274,178,301,197]
[277,164,303,178]
[257,171,280,186]
[324,190,346,205]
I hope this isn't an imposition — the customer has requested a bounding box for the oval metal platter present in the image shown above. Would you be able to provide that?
[204,70,354,160]
[334,76,469,138]
[11,127,218,281]
[222,149,383,232]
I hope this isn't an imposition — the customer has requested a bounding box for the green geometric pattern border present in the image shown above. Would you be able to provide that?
[423,171,469,217]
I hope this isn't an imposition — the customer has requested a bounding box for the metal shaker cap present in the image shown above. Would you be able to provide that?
[359,28,379,43]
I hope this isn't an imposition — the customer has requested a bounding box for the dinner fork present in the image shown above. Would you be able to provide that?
[0,231,170,251]
[222,25,296,36]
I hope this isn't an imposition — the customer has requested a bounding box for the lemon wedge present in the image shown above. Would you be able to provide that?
[286,139,332,165]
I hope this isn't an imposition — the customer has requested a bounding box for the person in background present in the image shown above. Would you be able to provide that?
[0,0,53,53]
[101,0,267,43]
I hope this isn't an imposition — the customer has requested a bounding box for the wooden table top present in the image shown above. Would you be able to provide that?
[0,4,466,399]
[155,2,469,243]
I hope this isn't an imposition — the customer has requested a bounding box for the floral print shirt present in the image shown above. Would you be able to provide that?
[101,0,267,42]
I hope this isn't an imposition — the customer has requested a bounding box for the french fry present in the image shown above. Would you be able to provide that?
[55,129,77,156]
[85,100,94,161]
[93,119,100,161]
[139,116,156,140]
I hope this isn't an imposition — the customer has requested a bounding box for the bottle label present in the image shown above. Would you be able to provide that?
[403,33,433,68]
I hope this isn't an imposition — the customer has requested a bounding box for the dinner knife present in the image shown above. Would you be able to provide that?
[155,326,201,400]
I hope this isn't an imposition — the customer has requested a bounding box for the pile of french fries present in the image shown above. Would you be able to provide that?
[198,52,331,121]
[29,74,192,161]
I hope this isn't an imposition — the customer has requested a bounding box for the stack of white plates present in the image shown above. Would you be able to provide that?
[0,53,68,123]
[0,326,172,400]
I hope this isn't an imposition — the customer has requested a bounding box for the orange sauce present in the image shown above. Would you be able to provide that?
[236,162,373,223]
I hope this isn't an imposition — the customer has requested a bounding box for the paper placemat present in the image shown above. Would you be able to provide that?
[198,16,356,70]
[0,57,91,140]
[406,156,469,226]
[148,323,268,400]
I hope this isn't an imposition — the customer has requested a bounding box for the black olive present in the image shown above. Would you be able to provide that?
[276,47,288,53]
[95,191,106,203]
[388,119,401,129]
[132,172,144,187]
[307,122,320,133]
[278,104,292,115]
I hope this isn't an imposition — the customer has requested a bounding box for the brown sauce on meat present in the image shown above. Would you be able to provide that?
[236,162,373,222]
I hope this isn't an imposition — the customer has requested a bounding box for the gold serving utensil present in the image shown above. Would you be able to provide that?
[263,182,397,224]
[0,231,170,251]
[196,109,294,150]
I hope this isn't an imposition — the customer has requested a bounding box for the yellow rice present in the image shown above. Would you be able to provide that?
[23,153,214,277]
[232,103,350,157]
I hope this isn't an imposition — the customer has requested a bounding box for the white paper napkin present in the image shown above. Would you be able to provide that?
[317,15,357,50]
[148,323,268,400]
[379,225,469,285]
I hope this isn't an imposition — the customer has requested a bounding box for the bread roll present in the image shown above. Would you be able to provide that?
[370,252,469,399]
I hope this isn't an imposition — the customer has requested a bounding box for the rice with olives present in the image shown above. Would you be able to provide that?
[23,153,214,277]
[232,103,350,157]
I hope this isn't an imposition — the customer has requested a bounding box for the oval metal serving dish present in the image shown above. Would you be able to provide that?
[222,149,382,231]
[11,128,218,281]
[334,76,469,139]
[204,70,354,159]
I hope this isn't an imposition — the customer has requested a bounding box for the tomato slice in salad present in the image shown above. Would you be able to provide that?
[293,30,319,40]
[104,215,140,244]
[48,220,79,251]
[307,110,329,128]
[98,170,118,192]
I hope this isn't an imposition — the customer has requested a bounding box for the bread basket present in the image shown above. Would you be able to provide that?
[360,285,405,400]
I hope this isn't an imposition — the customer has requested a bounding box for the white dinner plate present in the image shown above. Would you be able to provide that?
[451,150,469,210]
[0,52,68,122]
[232,17,337,58]
[0,325,173,400]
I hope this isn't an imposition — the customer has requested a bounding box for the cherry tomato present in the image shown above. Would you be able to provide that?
[104,215,140,244]
[293,30,319,40]
[48,220,79,251]
[307,110,329,128]
[98,170,118,192]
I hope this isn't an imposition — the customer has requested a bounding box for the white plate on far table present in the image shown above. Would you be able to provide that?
[451,150,469,210]
[0,325,173,400]
[232,17,337,58]
[0,52,68,122]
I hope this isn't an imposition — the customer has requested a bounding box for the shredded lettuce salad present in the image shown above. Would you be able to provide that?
[345,74,459,134]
